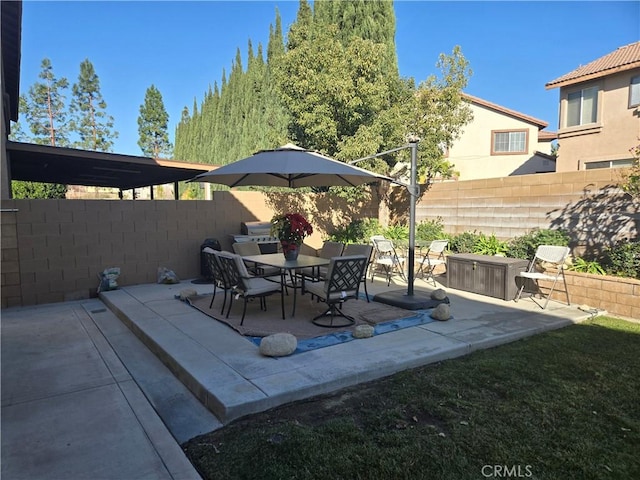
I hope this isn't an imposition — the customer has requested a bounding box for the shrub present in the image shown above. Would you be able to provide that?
[416,218,446,242]
[603,241,640,279]
[507,229,570,260]
[384,223,409,241]
[449,231,481,253]
[568,257,606,275]
[473,233,509,256]
[328,218,383,244]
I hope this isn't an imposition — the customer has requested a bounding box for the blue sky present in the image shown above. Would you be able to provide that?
[18,1,640,158]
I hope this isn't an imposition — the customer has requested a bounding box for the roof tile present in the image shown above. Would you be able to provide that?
[546,41,640,89]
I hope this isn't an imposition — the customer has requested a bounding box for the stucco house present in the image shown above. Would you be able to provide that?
[446,93,557,181]
[546,41,640,172]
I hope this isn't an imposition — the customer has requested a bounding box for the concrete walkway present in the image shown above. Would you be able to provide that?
[2,276,592,479]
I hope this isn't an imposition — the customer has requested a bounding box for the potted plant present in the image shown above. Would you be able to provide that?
[271,213,313,260]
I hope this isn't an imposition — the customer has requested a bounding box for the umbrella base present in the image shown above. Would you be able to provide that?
[373,290,446,310]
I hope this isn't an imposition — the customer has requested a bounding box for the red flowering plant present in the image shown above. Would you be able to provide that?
[271,213,313,253]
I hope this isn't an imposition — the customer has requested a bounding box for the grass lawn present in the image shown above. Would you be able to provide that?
[183,316,640,480]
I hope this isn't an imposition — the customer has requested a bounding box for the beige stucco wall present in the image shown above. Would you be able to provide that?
[448,103,555,180]
[555,68,640,171]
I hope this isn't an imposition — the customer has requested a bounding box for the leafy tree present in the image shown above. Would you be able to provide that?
[24,58,70,146]
[137,85,172,158]
[69,58,118,151]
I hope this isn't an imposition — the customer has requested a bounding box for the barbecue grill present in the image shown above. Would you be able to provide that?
[231,221,279,254]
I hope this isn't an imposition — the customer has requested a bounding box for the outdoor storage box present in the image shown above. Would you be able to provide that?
[447,254,529,301]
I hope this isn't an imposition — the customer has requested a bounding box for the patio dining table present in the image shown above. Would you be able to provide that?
[241,253,330,317]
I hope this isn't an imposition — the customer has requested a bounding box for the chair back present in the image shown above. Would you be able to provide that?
[232,242,261,256]
[318,241,345,259]
[215,251,243,289]
[343,243,373,261]
[323,255,368,300]
[428,240,449,254]
[534,245,570,265]
[203,247,225,285]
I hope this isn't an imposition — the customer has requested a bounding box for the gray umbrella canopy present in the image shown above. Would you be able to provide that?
[192,144,391,188]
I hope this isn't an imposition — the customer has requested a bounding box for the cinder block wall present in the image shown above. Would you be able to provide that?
[415,169,638,254]
[1,191,376,307]
[2,169,637,308]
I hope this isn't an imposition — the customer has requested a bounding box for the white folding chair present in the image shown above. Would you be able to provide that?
[514,245,571,309]
[416,239,448,286]
[370,237,407,286]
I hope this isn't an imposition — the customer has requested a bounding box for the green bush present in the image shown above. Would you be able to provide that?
[327,218,383,244]
[384,224,409,241]
[416,218,446,242]
[507,229,570,260]
[449,231,481,254]
[473,233,509,256]
[568,257,606,275]
[604,241,640,279]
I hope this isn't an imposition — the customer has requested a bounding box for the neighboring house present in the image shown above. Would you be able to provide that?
[546,41,640,172]
[444,93,557,181]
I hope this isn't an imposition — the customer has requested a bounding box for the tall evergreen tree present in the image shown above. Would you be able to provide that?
[24,58,70,146]
[137,85,172,158]
[10,94,67,198]
[69,58,118,151]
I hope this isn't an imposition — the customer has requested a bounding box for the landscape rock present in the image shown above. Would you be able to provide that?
[179,288,197,301]
[259,333,297,357]
[353,325,375,338]
[430,289,447,301]
[431,303,451,321]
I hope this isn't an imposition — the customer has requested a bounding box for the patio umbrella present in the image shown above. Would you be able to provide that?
[191,144,391,188]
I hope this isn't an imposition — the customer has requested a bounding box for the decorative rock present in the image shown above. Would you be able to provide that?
[259,333,297,357]
[431,303,451,321]
[179,288,197,301]
[431,289,447,301]
[353,324,375,339]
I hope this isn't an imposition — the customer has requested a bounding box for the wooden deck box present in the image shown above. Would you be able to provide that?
[447,254,529,301]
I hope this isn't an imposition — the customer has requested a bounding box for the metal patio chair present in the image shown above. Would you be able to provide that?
[305,255,368,328]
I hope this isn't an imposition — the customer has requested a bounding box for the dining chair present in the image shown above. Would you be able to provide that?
[416,239,449,286]
[215,251,284,324]
[514,245,571,309]
[232,241,280,276]
[305,255,368,328]
[342,243,373,302]
[369,237,407,286]
[202,247,229,314]
[297,240,345,282]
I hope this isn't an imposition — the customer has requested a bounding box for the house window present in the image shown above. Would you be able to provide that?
[584,159,634,170]
[629,75,640,108]
[492,130,527,154]
[567,86,598,127]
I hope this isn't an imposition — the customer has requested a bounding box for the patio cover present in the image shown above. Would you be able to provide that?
[6,141,212,190]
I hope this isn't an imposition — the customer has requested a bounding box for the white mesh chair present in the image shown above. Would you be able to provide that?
[370,237,407,286]
[514,245,571,309]
[305,255,368,328]
[416,239,448,286]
